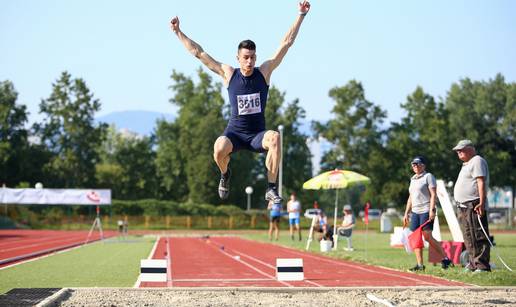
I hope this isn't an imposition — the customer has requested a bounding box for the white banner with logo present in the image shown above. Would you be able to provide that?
[0,188,111,205]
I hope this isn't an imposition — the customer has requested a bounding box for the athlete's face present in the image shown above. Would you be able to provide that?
[237,48,256,76]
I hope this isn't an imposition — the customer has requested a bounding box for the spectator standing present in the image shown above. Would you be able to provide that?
[268,200,282,241]
[287,193,302,241]
[403,156,451,272]
[453,140,491,273]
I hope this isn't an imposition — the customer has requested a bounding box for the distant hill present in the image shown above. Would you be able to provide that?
[95,110,175,135]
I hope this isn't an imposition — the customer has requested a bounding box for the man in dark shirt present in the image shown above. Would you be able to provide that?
[170,1,311,203]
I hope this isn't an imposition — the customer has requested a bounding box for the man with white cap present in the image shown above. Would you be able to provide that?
[453,139,491,272]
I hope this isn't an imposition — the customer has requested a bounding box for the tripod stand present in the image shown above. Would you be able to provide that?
[85,205,104,243]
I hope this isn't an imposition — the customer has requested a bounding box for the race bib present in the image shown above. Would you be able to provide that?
[237,92,261,115]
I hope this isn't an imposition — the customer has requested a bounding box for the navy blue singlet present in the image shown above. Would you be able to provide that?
[226,68,269,133]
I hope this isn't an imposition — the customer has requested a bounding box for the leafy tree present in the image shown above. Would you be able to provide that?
[155,120,189,201]
[384,86,453,206]
[113,135,156,199]
[0,81,29,186]
[34,71,107,188]
[168,69,226,204]
[0,81,49,187]
[314,80,388,207]
[96,125,157,199]
[446,74,516,188]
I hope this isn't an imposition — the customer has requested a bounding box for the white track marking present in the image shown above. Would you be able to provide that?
[227,247,324,287]
[0,244,86,270]
[1,235,97,252]
[172,278,272,282]
[281,246,442,286]
[204,239,292,287]
[134,235,161,288]
[166,237,173,287]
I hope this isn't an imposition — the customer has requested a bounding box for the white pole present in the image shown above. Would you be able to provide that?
[306,216,316,250]
[245,186,253,211]
[278,125,284,198]
[333,189,339,250]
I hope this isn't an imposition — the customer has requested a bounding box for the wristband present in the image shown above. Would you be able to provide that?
[299,12,307,16]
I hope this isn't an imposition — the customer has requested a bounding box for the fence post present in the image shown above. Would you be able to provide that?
[251,215,256,228]
[103,216,109,229]
[186,216,191,229]
[208,216,212,229]
[166,216,170,229]
[145,216,150,229]
[229,216,233,229]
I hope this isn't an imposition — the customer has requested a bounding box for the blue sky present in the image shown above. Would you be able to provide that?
[1,0,515,126]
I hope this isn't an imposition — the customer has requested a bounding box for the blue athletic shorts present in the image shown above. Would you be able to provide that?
[289,217,300,225]
[223,128,266,153]
[410,211,433,232]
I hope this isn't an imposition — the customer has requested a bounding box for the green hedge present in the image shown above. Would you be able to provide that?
[110,199,245,216]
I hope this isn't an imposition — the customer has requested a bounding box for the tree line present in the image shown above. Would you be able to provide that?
[1,70,514,211]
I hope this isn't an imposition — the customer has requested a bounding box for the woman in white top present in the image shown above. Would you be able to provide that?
[403,156,451,272]
[338,205,355,251]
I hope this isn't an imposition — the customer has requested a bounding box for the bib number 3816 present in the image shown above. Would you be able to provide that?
[237,92,261,115]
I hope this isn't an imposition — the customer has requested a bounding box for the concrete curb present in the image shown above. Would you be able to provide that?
[36,288,70,307]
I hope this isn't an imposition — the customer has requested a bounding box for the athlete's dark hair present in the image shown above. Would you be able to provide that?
[238,40,256,51]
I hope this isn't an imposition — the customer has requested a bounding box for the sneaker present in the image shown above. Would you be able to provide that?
[463,263,475,272]
[441,258,452,269]
[473,268,491,273]
[409,264,425,272]
[265,187,282,203]
[218,169,231,199]
[344,247,354,252]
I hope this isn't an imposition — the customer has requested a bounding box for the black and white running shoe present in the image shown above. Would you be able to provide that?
[265,187,282,203]
[218,169,231,200]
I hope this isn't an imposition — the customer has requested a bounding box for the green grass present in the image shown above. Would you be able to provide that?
[243,230,516,286]
[0,229,513,294]
[0,236,155,294]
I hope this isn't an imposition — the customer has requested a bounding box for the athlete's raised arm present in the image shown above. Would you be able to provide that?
[259,1,311,83]
[171,16,233,85]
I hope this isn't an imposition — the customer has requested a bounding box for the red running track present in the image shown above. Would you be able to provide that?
[0,229,116,268]
[140,236,465,288]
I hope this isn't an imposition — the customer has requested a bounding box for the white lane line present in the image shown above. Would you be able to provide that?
[1,235,96,252]
[0,244,86,270]
[204,239,292,287]
[0,232,84,247]
[172,278,272,282]
[166,237,173,287]
[134,235,161,288]
[282,246,442,286]
[228,247,324,288]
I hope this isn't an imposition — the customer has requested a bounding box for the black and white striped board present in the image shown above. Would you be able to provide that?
[276,258,304,281]
[140,259,167,282]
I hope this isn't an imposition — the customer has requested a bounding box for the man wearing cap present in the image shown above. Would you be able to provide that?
[403,156,451,271]
[453,140,491,272]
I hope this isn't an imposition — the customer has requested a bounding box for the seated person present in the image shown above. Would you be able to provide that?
[313,211,335,244]
[337,205,355,251]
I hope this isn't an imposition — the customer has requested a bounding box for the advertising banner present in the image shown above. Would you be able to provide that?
[0,188,111,205]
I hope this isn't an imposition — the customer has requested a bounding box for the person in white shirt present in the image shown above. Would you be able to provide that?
[287,193,302,241]
[337,205,355,251]
[453,139,491,273]
[403,156,451,272]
